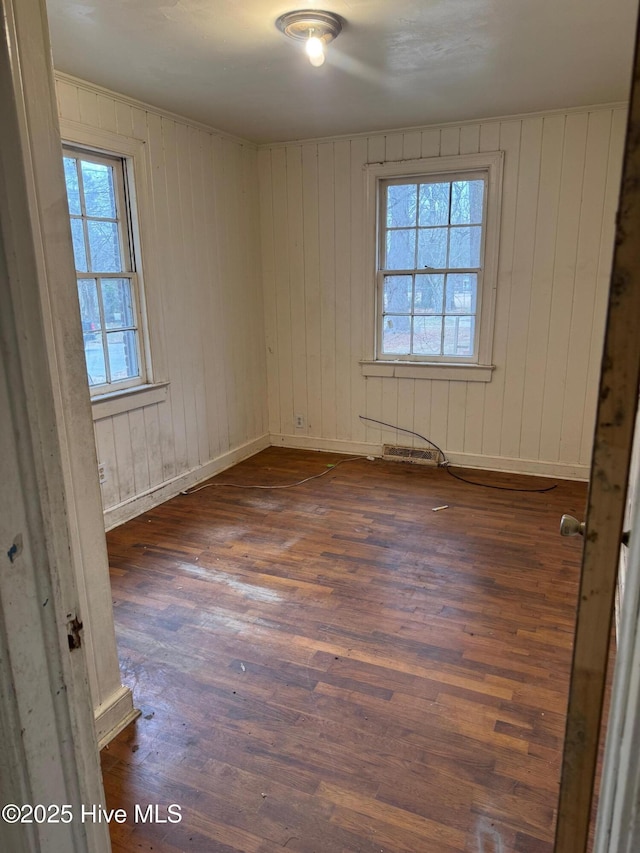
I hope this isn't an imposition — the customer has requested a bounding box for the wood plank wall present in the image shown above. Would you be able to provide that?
[54,74,269,521]
[259,107,627,479]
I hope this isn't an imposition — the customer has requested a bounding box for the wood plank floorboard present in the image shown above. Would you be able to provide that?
[102,447,589,852]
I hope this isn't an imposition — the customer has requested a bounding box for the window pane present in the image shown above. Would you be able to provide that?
[448,225,481,268]
[386,184,417,227]
[87,221,122,272]
[102,279,135,329]
[418,182,449,226]
[385,229,416,270]
[81,160,116,218]
[107,330,139,381]
[78,279,101,331]
[64,158,81,215]
[383,275,412,313]
[445,274,477,314]
[443,315,475,357]
[414,274,444,314]
[417,227,447,269]
[450,180,484,225]
[413,316,443,355]
[70,219,88,272]
[381,315,411,354]
[83,332,106,386]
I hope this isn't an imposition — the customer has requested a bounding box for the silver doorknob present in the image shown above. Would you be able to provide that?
[560,514,585,537]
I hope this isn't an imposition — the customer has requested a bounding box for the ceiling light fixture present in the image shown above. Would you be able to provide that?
[276,10,343,68]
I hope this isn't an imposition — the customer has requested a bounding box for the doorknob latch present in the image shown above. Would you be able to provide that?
[559,515,632,545]
[560,514,585,537]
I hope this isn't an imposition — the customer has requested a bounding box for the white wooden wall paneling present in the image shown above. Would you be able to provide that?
[302,143,322,437]
[56,75,268,517]
[114,98,132,137]
[259,146,281,436]
[581,108,628,465]
[287,145,308,436]
[560,110,612,463]
[56,78,80,122]
[218,139,238,448]
[112,411,134,501]
[481,120,521,459]
[94,418,119,506]
[201,130,223,461]
[97,93,117,133]
[179,121,202,472]
[161,118,190,475]
[421,129,441,158]
[144,110,177,483]
[350,137,369,445]
[500,117,543,460]
[189,126,212,467]
[228,140,247,448]
[538,112,589,463]
[77,86,99,127]
[128,407,150,494]
[519,115,565,462]
[210,134,232,455]
[246,146,267,441]
[143,404,163,489]
[363,134,386,446]
[335,139,353,441]
[272,146,294,437]
[318,141,337,439]
[260,105,624,477]
[463,123,500,456]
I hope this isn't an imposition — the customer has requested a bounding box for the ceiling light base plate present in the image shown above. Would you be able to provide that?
[276,10,343,45]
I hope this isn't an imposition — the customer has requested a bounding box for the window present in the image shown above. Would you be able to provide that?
[63,146,145,394]
[363,153,503,381]
[380,175,485,360]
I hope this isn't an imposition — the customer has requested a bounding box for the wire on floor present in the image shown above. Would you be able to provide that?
[359,414,557,494]
[181,456,368,495]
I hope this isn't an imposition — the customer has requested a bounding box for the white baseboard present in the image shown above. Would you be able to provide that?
[95,685,140,748]
[270,433,590,481]
[271,432,384,457]
[103,434,271,530]
[445,450,589,480]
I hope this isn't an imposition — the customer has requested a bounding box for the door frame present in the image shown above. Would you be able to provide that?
[555,6,640,850]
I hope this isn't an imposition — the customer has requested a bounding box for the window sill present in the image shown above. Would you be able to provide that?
[91,381,169,421]
[359,361,494,382]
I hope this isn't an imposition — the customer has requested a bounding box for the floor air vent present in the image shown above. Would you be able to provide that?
[382,444,442,466]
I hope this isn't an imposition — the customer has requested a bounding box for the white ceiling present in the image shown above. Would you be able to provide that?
[45,0,638,144]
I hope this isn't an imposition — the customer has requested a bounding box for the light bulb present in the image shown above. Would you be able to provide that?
[305,36,325,67]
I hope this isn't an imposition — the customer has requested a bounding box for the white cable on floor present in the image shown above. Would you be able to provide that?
[181,456,369,495]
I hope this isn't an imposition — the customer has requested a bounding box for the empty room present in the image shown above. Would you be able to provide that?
[3,1,640,852]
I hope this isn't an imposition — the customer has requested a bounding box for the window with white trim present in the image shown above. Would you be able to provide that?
[363,153,503,381]
[63,146,146,394]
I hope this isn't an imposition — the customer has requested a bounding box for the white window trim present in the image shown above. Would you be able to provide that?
[362,152,504,380]
[59,119,168,409]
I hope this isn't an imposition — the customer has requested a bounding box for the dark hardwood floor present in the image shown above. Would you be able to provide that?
[102,447,588,853]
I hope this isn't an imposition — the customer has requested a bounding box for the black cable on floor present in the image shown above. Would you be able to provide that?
[360,414,558,493]
[445,463,558,493]
[359,415,446,457]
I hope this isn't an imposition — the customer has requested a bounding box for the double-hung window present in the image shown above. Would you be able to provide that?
[63,146,145,394]
[380,174,485,360]
[364,153,503,381]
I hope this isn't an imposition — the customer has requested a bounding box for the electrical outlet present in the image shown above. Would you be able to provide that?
[295,415,305,429]
[98,463,107,485]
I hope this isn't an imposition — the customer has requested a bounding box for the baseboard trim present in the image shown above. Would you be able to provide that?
[103,434,271,530]
[95,685,140,749]
[270,434,590,481]
[445,450,589,481]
